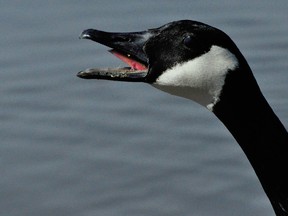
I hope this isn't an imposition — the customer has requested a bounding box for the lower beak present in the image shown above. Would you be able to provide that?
[77,28,152,82]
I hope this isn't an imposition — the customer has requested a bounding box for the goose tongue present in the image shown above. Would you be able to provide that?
[109,49,147,70]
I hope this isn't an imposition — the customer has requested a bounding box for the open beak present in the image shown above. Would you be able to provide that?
[77,28,152,82]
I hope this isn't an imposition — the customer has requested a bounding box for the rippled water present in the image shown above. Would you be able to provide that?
[1,1,288,216]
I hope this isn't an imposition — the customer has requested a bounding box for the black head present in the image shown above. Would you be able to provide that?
[78,20,241,82]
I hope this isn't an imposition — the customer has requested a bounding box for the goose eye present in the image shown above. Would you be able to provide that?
[183,35,194,48]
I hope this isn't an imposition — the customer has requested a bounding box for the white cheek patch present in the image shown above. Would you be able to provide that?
[152,45,239,111]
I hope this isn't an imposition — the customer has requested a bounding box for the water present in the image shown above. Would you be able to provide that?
[1,1,288,216]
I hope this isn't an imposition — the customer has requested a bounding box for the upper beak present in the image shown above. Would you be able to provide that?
[77,28,153,82]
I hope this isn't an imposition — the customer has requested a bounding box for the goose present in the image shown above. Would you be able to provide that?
[77,20,288,216]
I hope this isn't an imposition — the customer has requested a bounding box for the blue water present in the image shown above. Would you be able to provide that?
[1,1,288,216]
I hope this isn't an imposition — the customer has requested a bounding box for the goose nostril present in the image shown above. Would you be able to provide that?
[113,36,131,42]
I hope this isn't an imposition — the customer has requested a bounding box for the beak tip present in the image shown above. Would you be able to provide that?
[76,71,86,78]
[79,29,94,40]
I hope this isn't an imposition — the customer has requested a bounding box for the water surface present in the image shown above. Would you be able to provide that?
[1,1,288,216]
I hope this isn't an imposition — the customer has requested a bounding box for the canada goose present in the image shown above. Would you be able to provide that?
[78,20,288,216]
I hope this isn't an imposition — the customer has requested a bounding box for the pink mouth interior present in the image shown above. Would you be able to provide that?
[110,50,147,70]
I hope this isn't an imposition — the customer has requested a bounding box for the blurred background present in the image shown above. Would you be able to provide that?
[1,1,288,216]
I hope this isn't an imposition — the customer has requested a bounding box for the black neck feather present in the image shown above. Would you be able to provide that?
[213,65,288,216]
